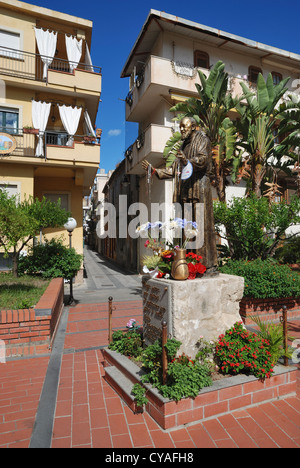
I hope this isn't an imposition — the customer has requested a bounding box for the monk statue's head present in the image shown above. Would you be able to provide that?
[179,116,197,140]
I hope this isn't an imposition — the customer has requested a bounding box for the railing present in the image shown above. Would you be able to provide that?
[0,128,100,159]
[0,46,102,82]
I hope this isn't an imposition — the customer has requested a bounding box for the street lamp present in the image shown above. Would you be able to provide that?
[64,217,77,305]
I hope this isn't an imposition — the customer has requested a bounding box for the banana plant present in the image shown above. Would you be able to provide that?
[164,61,240,202]
[235,73,290,196]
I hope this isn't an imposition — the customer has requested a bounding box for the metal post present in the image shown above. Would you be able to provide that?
[67,231,74,305]
[282,305,288,366]
[162,320,168,385]
[108,296,113,344]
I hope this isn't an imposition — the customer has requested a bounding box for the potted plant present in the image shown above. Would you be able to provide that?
[23,126,39,135]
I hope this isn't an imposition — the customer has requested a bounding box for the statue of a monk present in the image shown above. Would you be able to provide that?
[142,116,218,275]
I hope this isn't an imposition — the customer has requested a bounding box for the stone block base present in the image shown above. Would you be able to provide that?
[142,273,244,359]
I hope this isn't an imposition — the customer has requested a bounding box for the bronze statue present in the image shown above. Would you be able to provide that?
[142,116,218,274]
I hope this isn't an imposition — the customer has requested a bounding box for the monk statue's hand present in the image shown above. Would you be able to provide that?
[141,160,151,172]
[177,152,188,166]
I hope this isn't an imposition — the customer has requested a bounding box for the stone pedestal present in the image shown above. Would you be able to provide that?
[142,274,244,359]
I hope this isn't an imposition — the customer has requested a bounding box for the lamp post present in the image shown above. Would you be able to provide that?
[64,217,77,305]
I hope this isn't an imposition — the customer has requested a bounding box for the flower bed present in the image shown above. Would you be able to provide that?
[103,347,297,430]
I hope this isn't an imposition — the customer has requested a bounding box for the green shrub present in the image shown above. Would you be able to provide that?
[220,258,300,299]
[109,328,143,358]
[18,238,82,280]
[140,339,212,401]
[215,321,275,379]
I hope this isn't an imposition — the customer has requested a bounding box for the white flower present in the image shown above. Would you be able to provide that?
[135,222,150,235]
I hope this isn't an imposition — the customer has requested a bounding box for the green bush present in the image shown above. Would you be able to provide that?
[220,258,300,299]
[214,194,300,260]
[215,321,275,379]
[18,238,82,280]
[109,328,143,358]
[140,339,212,401]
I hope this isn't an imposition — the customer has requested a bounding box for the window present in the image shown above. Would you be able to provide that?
[0,29,21,58]
[43,192,70,211]
[45,132,68,146]
[248,66,262,84]
[0,108,19,134]
[272,72,283,85]
[194,50,209,69]
[0,183,19,198]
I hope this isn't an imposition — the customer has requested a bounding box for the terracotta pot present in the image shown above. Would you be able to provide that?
[23,128,39,134]
[171,249,189,280]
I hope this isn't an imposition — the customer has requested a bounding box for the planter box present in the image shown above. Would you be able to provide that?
[0,278,64,358]
[103,348,297,430]
[240,297,300,325]
[23,128,39,134]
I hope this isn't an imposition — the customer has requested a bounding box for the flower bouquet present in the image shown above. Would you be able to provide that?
[136,218,206,279]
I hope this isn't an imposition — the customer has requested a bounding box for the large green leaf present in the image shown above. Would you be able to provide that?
[163,132,182,167]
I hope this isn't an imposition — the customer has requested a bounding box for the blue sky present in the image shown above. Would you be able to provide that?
[26,0,300,173]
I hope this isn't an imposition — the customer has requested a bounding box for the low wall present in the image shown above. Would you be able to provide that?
[103,348,297,431]
[0,278,64,358]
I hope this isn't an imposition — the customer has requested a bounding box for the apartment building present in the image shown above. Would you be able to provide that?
[119,10,300,270]
[0,0,101,276]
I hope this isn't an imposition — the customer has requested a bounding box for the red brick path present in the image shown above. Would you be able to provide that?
[1,300,300,448]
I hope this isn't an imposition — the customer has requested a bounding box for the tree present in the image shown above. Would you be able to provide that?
[213,194,300,260]
[164,61,240,202]
[0,190,70,276]
[235,73,290,196]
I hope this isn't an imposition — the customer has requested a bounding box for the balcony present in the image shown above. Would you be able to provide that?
[125,55,203,122]
[125,124,173,174]
[0,46,101,93]
[125,56,265,122]
[0,128,100,167]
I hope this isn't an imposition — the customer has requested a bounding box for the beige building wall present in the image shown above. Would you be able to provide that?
[0,0,101,275]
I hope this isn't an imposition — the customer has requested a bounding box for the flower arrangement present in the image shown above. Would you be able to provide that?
[136,218,206,279]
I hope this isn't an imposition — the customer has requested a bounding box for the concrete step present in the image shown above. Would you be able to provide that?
[104,365,142,414]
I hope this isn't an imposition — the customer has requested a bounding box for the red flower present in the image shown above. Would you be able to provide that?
[187,263,197,279]
[196,263,206,275]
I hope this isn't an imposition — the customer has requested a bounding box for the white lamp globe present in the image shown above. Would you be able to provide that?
[64,217,77,232]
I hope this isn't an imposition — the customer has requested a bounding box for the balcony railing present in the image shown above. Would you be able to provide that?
[0,46,101,82]
[0,128,100,160]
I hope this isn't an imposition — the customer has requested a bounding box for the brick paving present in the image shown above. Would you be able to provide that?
[1,298,299,449]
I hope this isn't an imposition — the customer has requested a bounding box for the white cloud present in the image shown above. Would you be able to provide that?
[108,129,121,137]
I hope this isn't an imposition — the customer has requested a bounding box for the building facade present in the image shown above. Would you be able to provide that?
[0,0,101,277]
[119,10,300,271]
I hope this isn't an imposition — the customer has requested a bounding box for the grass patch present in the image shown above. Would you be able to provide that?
[0,273,50,309]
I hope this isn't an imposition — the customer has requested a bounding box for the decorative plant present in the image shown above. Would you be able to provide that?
[215,321,275,379]
[214,194,300,260]
[108,327,143,359]
[164,60,240,202]
[249,315,294,365]
[235,73,290,196]
[140,338,212,401]
[18,237,82,280]
[132,383,148,407]
[136,219,205,279]
[219,258,300,299]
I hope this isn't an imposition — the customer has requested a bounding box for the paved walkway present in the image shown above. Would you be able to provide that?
[0,246,300,449]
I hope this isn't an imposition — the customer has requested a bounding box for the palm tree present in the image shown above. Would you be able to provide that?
[164,61,239,202]
[274,93,300,197]
[235,73,290,197]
